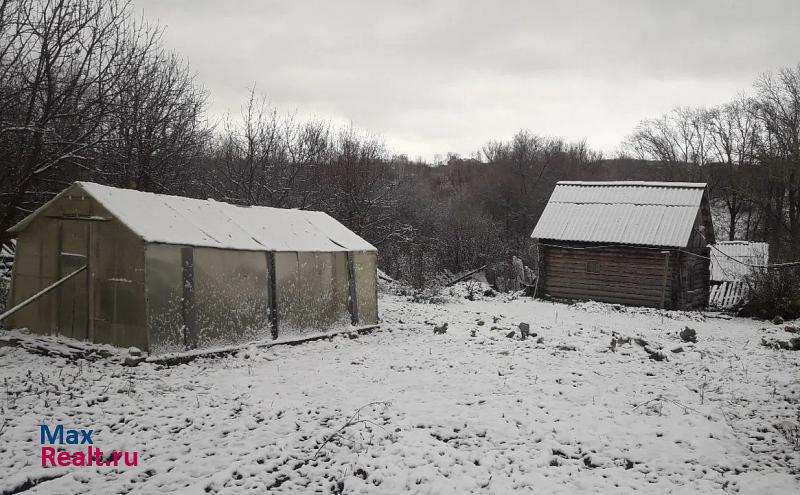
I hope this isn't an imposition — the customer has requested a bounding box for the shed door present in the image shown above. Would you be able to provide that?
[57,221,90,339]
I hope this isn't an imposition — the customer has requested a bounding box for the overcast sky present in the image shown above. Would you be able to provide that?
[134,0,800,160]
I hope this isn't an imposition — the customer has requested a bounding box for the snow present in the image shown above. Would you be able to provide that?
[10,182,376,252]
[0,292,798,493]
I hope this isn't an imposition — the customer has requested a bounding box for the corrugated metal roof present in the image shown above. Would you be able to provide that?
[710,241,769,281]
[10,182,376,252]
[531,181,707,247]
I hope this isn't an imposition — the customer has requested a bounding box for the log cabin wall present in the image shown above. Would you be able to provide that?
[537,243,710,310]
[676,248,711,309]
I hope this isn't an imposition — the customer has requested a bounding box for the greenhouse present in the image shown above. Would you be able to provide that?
[4,182,378,354]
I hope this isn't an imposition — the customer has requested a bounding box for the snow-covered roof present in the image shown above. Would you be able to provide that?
[531,181,708,247]
[10,182,376,252]
[710,241,768,281]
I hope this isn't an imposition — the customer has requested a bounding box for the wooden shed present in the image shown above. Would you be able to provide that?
[531,181,714,310]
[4,182,378,354]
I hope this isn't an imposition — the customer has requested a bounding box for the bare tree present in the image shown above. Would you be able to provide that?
[753,65,800,258]
[320,126,401,244]
[0,0,207,247]
[214,88,329,208]
[96,49,209,193]
[706,97,760,240]
[626,107,712,180]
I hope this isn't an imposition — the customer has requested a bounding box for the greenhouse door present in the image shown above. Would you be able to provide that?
[57,221,90,340]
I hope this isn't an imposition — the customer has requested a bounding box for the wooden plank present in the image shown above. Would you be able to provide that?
[544,280,669,297]
[546,251,668,261]
[544,248,671,261]
[543,268,669,283]
[543,289,665,307]
[544,270,670,281]
[708,284,721,307]
[545,257,670,269]
[44,215,111,222]
[544,281,666,299]
[544,290,666,306]
[545,259,672,274]
[709,281,746,309]
[660,252,670,309]
[720,283,731,307]
[446,265,487,286]
[545,258,671,270]
[543,244,675,255]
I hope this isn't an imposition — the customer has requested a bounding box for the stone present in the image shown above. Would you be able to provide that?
[519,322,530,340]
[679,327,697,343]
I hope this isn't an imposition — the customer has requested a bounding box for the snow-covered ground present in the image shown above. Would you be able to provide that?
[1,291,799,494]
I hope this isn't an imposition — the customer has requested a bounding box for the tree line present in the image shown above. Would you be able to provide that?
[626,68,800,261]
[2,0,799,289]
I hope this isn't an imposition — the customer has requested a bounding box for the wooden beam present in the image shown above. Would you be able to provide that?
[346,252,359,325]
[128,325,381,367]
[266,252,278,340]
[0,266,86,323]
[44,215,111,222]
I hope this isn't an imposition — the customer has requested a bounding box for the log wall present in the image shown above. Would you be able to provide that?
[675,248,711,309]
[538,243,709,310]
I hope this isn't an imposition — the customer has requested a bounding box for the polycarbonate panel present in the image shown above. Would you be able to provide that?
[329,252,351,325]
[48,191,93,216]
[192,247,270,348]
[275,252,301,332]
[57,220,89,340]
[353,252,378,325]
[91,219,147,350]
[295,252,317,329]
[311,252,350,328]
[274,251,351,337]
[145,244,185,354]
[289,252,327,333]
[7,218,60,333]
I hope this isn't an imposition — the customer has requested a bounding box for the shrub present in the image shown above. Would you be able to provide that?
[0,276,9,313]
[742,266,800,320]
[409,286,449,305]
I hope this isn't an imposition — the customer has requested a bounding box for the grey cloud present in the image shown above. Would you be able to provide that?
[135,0,800,158]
